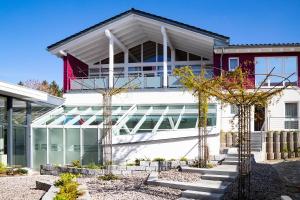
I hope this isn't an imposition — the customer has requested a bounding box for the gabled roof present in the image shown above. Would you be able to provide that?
[47,8,229,51]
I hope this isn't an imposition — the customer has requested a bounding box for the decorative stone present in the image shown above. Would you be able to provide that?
[267,131,274,160]
[273,131,281,159]
[226,132,232,147]
[280,131,288,159]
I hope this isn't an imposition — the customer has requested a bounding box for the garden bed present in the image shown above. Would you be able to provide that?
[159,169,201,183]
[83,172,181,200]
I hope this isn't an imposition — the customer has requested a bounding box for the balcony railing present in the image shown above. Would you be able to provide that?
[70,75,182,90]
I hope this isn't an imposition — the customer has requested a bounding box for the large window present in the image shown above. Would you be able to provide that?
[255,57,297,86]
[285,103,298,129]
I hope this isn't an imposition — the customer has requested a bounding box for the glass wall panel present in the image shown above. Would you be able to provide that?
[129,45,142,63]
[82,129,98,165]
[143,41,156,62]
[178,115,197,129]
[13,99,26,125]
[137,115,160,133]
[13,126,26,166]
[66,128,80,164]
[157,44,171,62]
[175,49,187,61]
[49,128,64,166]
[0,96,7,125]
[33,128,47,169]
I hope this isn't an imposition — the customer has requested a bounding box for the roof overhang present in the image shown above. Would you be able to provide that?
[48,9,229,65]
[214,44,300,54]
[0,81,64,106]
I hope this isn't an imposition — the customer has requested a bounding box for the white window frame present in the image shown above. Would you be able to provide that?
[284,102,299,130]
[228,57,239,71]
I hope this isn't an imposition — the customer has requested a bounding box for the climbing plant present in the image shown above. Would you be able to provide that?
[174,61,292,199]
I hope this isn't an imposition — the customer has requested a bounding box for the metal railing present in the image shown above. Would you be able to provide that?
[70,75,182,90]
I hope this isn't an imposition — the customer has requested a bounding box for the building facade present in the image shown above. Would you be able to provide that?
[29,9,300,169]
[0,81,63,167]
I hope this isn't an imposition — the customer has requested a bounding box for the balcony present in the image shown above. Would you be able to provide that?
[70,75,182,90]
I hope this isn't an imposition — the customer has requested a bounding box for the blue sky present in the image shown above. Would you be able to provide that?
[0,0,299,87]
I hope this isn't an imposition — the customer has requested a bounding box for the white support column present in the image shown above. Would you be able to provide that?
[108,38,114,88]
[161,27,168,88]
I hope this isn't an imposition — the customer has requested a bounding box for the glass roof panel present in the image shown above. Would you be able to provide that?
[178,114,197,129]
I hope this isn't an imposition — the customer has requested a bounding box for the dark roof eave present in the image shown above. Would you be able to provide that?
[215,43,300,49]
[47,8,229,51]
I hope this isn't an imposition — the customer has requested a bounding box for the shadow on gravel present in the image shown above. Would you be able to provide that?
[223,162,295,200]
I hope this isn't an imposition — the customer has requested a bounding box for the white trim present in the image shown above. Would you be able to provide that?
[228,57,239,71]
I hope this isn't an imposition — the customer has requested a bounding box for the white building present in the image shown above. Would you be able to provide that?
[27,9,300,168]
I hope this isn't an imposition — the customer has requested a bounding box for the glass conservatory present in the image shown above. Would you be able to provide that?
[31,103,217,169]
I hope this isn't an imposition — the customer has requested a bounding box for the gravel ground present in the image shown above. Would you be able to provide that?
[0,175,57,200]
[159,169,201,183]
[223,161,296,200]
[83,172,181,200]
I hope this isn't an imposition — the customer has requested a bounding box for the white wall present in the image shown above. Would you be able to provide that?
[64,90,198,106]
[111,128,220,164]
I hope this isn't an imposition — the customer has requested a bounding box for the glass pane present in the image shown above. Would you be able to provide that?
[255,57,268,86]
[114,52,124,63]
[158,116,177,130]
[13,126,26,166]
[82,129,98,165]
[284,57,297,86]
[229,58,239,71]
[143,41,156,62]
[178,115,197,129]
[129,45,141,63]
[33,128,47,169]
[189,53,201,61]
[285,103,298,118]
[0,96,7,124]
[175,49,187,61]
[269,57,282,86]
[13,99,26,125]
[66,128,80,164]
[137,115,160,133]
[126,116,140,130]
[49,128,64,166]
[157,43,171,62]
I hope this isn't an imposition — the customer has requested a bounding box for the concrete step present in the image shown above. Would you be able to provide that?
[147,179,230,193]
[201,174,236,182]
[181,190,224,200]
[225,157,238,161]
[181,166,238,176]
[227,154,238,157]
[222,161,239,165]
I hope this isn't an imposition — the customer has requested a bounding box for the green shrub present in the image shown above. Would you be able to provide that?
[152,157,165,162]
[168,158,176,161]
[180,157,188,163]
[54,173,80,200]
[71,160,81,168]
[126,163,135,166]
[98,173,119,181]
[54,173,78,187]
[135,158,140,166]
[0,162,6,174]
[84,162,100,169]
[16,168,28,175]
[206,163,214,168]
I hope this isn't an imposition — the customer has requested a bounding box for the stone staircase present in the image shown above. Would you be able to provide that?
[147,148,239,200]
